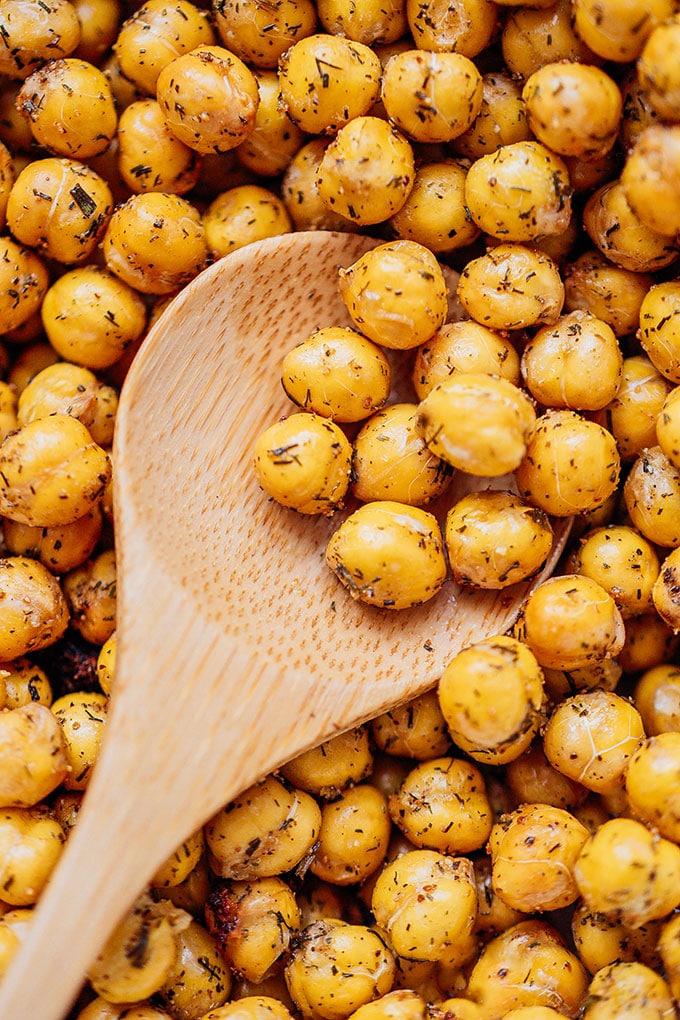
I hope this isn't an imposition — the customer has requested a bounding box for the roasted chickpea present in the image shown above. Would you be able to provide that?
[351,404,453,506]
[7,343,60,395]
[505,741,589,811]
[567,525,660,619]
[583,178,678,274]
[638,281,680,384]
[0,556,69,660]
[456,244,564,331]
[489,803,589,912]
[621,125,680,241]
[115,0,216,96]
[7,156,112,266]
[658,912,680,1003]
[213,0,318,69]
[634,663,680,734]
[412,321,520,400]
[205,774,322,880]
[608,356,672,460]
[575,817,680,926]
[464,141,572,243]
[326,500,447,610]
[657,385,680,469]
[317,117,415,226]
[571,902,662,976]
[18,361,118,447]
[372,691,450,761]
[620,612,680,674]
[0,807,65,905]
[581,960,675,1019]
[77,1002,173,1020]
[0,235,49,337]
[381,50,482,143]
[0,703,67,808]
[310,785,391,885]
[203,184,292,257]
[572,0,675,62]
[253,412,351,516]
[405,0,498,58]
[152,828,204,890]
[0,0,81,80]
[388,161,480,254]
[626,733,680,844]
[236,71,305,178]
[281,727,373,799]
[452,71,531,160]
[158,917,231,1016]
[3,510,103,576]
[281,139,357,232]
[637,14,680,121]
[282,327,391,425]
[371,850,476,964]
[52,690,108,791]
[278,34,381,135]
[338,241,447,351]
[624,446,680,548]
[564,250,652,338]
[0,657,51,709]
[116,98,202,196]
[62,548,116,646]
[96,633,116,697]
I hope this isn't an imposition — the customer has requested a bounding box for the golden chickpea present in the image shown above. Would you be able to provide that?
[18,362,118,447]
[456,244,564,331]
[0,657,51,709]
[658,912,680,1003]
[405,0,498,58]
[634,662,680,734]
[625,732,680,842]
[213,0,318,69]
[581,961,675,1020]
[389,161,480,254]
[544,688,644,792]
[326,501,447,610]
[94,633,116,698]
[344,990,427,1020]
[372,691,451,761]
[608,356,672,460]
[412,321,520,400]
[652,546,680,631]
[71,0,120,63]
[281,727,373,798]
[52,690,108,791]
[0,906,31,980]
[567,525,660,619]
[116,98,202,196]
[281,139,357,233]
[464,141,572,243]
[0,0,81,80]
[159,917,231,1016]
[583,178,678,273]
[317,0,405,44]
[77,1002,173,1020]
[573,0,675,62]
[0,556,69,660]
[624,446,680,548]
[505,741,589,811]
[638,281,680,384]
[472,856,524,937]
[156,45,259,155]
[466,920,588,1017]
[285,919,395,1020]
[205,876,300,982]
[115,0,216,96]
[253,412,352,516]
[236,71,305,178]
[151,828,204,890]
[452,71,531,160]
[381,50,482,143]
[0,382,17,445]
[62,548,116,646]
[572,902,662,976]
[317,117,415,226]
[0,236,49,334]
[564,250,652,338]
[637,14,680,121]
[278,34,381,135]
[489,803,589,912]
[516,409,620,517]
[0,807,65,905]
[351,404,453,507]
[7,343,60,395]
[310,785,391,885]
[438,636,546,766]
[621,125,680,240]
[338,241,447,351]
[501,0,599,78]
[657,385,680,469]
[205,774,322,880]
[416,373,536,476]
[203,185,292,258]
[371,850,476,964]
[0,703,67,808]
[282,327,391,425]
[4,509,103,576]
[620,612,680,674]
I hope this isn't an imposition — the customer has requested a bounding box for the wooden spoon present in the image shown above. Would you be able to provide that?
[0,231,569,1020]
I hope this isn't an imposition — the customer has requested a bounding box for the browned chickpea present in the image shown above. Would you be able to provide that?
[62,548,116,646]
[0,0,81,80]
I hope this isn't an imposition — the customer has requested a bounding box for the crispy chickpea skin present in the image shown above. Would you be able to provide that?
[202,184,292,257]
[389,161,480,254]
[381,50,482,143]
[310,784,391,885]
[567,525,660,619]
[638,281,680,384]
[0,235,49,334]
[213,0,318,69]
[280,727,373,798]
[0,556,69,660]
[412,321,520,399]
[456,244,564,331]
[0,703,68,807]
[624,446,680,548]
[0,0,81,81]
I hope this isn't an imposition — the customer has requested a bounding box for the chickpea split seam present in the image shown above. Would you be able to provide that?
[0,1,680,1019]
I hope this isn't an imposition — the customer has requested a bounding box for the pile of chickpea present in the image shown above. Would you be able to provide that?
[0,0,679,1017]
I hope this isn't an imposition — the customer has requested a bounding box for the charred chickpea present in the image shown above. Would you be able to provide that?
[253,412,352,516]
[281,139,357,232]
[416,372,536,476]
[371,850,477,964]
[522,62,622,161]
[622,125,680,239]
[213,0,318,69]
[158,916,231,1016]
[325,500,447,610]
[625,732,680,841]
[571,903,662,975]
[520,309,623,412]
[316,0,406,44]
[637,14,680,121]
[205,876,300,982]
[581,961,675,1019]
[0,658,52,709]
[0,807,65,906]
[573,0,675,63]
[466,920,588,1017]
[583,178,678,273]
[17,57,117,159]
[338,241,448,351]
[624,445,680,548]
[281,727,373,799]
[388,756,492,854]
[488,803,589,912]
[575,817,680,926]
[372,691,451,761]
[451,71,531,160]
[236,71,305,178]
[351,403,453,506]
[202,184,292,257]
[405,0,498,58]
[52,690,109,791]
[543,688,644,792]
[278,34,382,135]
[114,0,216,96]
[638,281,680,384]
[6,157,113,265]
[505,741,589,811]
[464,141,572,243]
[567,525,660,619]
[282,327,391,424]
[156,45,259,155]
[310,784,391,885]
[608,356,672,460]
[116,99,202,196]
[381,50,482,144]
[316,117,415,226]
[438,636,546,765]
[0,703,68,808]
[0,556,69,660]
[634,662,680,734]
[285,919,396,1020]
[564,250,652,338]
[389,160,480,254]
[205,774,322,880]
[412,320,520,399]
[0,0,81,80]
[516,409,620,517]
[102,192,208,296]
[0,236,49,335]
[456,244,564,331]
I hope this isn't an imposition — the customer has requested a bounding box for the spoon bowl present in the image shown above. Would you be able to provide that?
[0,231,569,1020]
